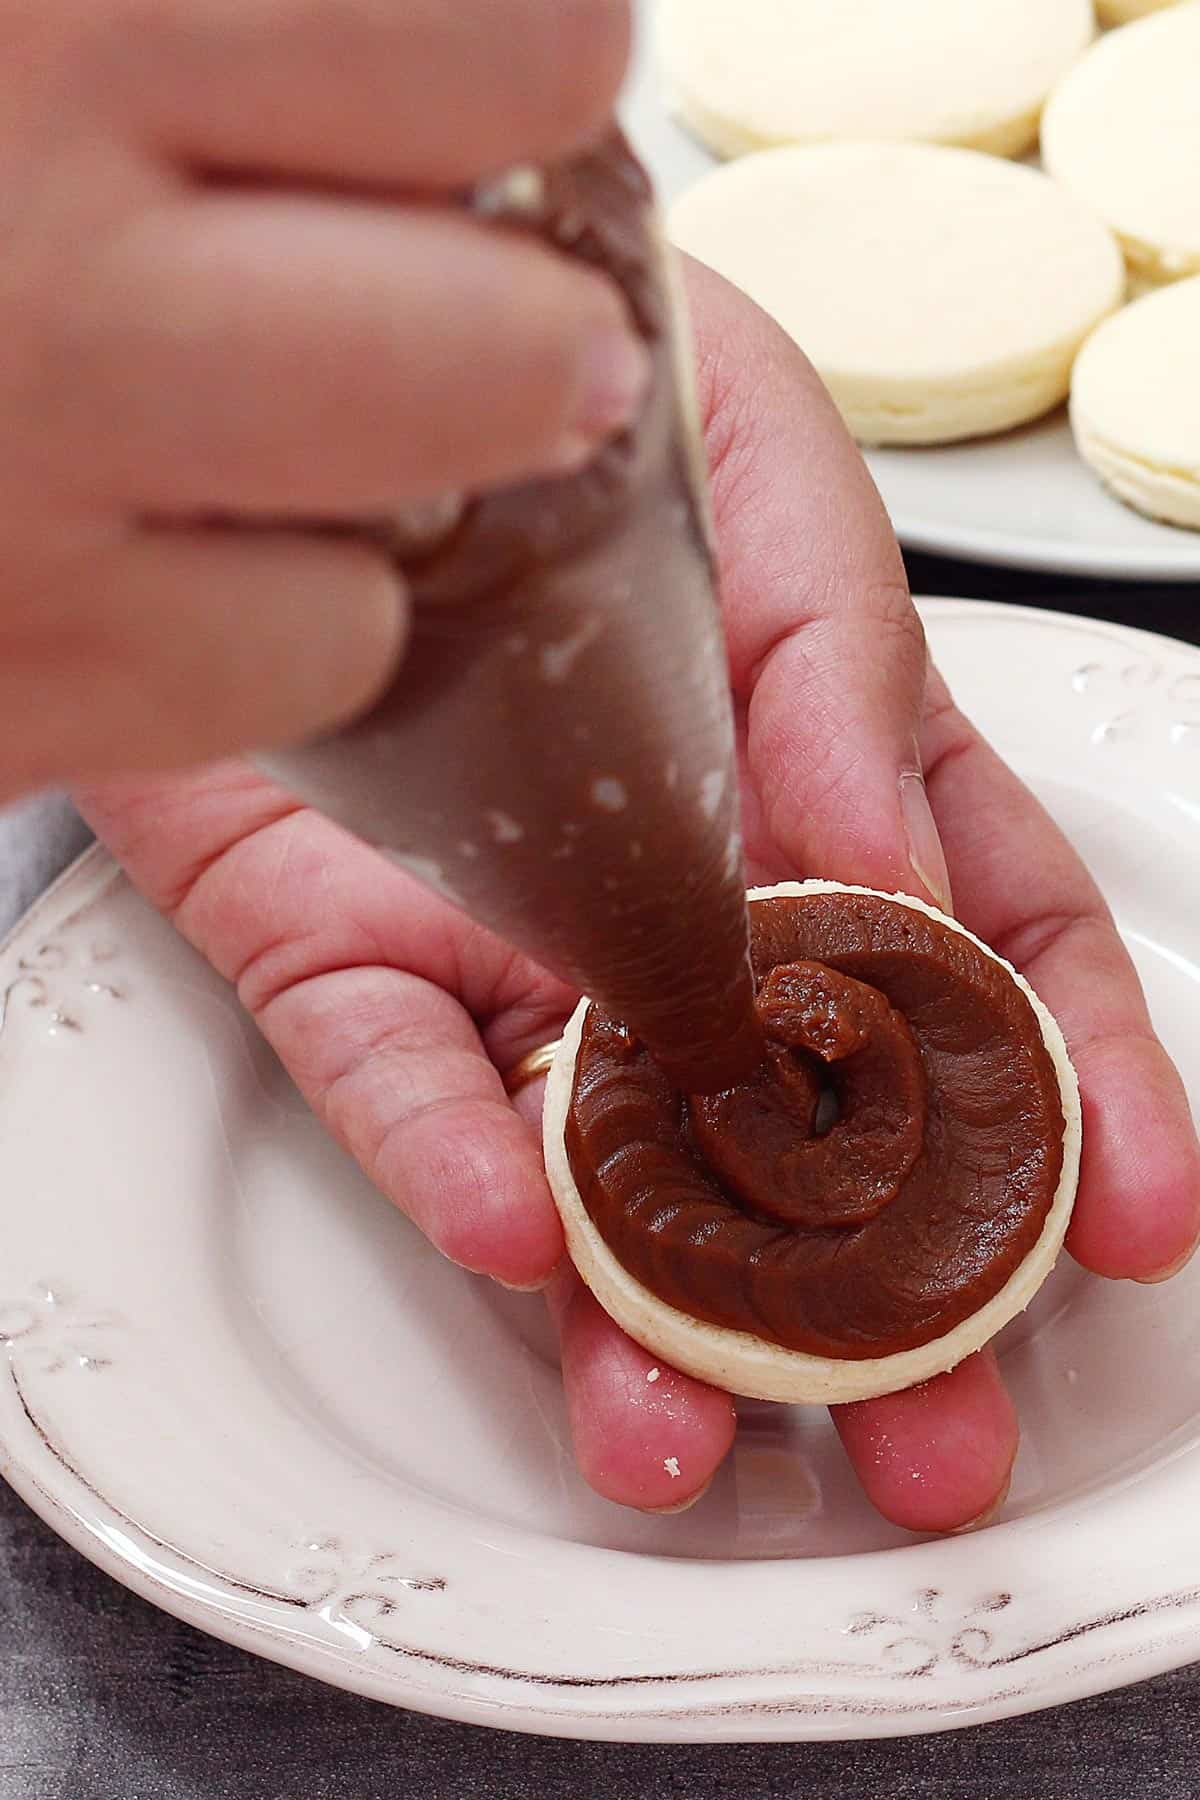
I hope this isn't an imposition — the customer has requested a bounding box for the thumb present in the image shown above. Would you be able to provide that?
[747,591,952,915]
[683,254,952,912]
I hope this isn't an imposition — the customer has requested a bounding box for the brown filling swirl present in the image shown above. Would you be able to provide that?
[564,891,1066,1359]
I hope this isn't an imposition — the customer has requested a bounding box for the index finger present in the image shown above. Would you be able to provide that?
[103,0,630,187]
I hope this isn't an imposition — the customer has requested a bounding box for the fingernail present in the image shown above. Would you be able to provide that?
[949,1470,1012,1536]
[492,1270,556,1295]
[1135,1242,1199,1285]
[552,330,652,470]
[639,1475,715,1517]
[900,772,953,917]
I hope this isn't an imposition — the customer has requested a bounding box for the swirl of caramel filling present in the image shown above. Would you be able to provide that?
[564,891,1066,1359]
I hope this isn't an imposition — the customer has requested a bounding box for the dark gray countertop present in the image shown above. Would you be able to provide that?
[3,555,1199,1798]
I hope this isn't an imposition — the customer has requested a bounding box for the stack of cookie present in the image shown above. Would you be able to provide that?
[662,0,1200,531]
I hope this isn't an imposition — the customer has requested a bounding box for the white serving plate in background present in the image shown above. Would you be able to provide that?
[622,5,1200,583]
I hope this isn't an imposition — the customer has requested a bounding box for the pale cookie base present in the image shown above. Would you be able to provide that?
[658,0,1092,163]
[1071,276,1200,532]
[543,883,1082,1406]
[667,144,1124,447]
[1042,7,1200,288]
[668,86,1040,165]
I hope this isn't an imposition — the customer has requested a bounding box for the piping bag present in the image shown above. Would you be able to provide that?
[260,129,761,1095]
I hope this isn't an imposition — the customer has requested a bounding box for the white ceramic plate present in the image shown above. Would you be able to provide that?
[622,6,1200,583]
[3,599,1200,1741]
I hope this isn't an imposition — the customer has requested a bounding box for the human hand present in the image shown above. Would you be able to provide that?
[74,261,1200,1530]
[0,0,642,798]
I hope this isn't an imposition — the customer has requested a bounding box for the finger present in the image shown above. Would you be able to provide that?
[111,0,630,188]
[0,527,403,797]
[516,1075,736,1510]
[259,961,563,1288]
[45,192,647,514]
[683,259,950,910]
[834,1351,1018,1534]
[549,1264,737,1512]
[76,764,577,1034]
[79,767,569,1284]
[921,671,1200,1284]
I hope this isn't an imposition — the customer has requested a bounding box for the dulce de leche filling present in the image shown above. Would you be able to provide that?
[564,892,1066,1359]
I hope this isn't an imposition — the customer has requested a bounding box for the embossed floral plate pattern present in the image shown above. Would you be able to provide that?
[622,10,1200,583]
[3,601,1200,1741]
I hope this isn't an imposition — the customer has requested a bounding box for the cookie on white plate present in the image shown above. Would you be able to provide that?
[658,0,1093,161]
[1042,3,1200,287]
[544,884,1082,1407]
[668,143,1124,446]
[1072,276,1200,531]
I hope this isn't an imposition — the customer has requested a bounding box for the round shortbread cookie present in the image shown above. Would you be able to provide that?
[658,0,1094,161]
[1097,0,1186,27]
[667,143,1125,446]
[1071,275,1200,531]
[1042,4,1200,286]
[543,884,1082,1407]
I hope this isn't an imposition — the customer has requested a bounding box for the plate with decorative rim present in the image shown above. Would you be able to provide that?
[622,4,1200,583]
[2,599,1200,1742]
